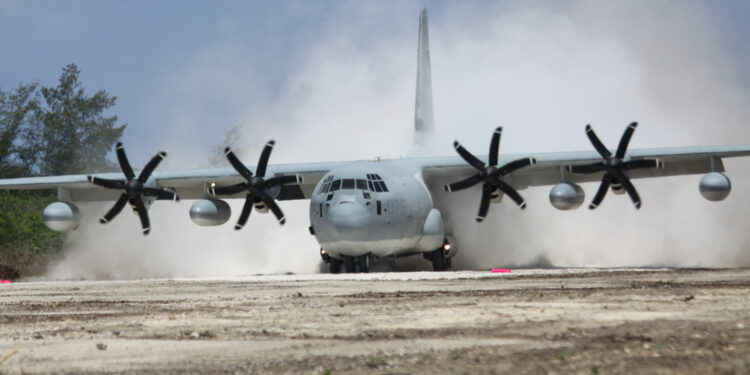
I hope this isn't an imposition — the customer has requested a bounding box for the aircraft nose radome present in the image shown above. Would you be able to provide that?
[326,203,370,231]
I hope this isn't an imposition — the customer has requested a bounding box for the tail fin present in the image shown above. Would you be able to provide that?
[413,8,436,151]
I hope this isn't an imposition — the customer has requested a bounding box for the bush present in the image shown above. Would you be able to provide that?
[0,190,65,279]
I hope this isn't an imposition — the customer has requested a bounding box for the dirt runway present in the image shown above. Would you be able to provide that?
[1,269,750,374]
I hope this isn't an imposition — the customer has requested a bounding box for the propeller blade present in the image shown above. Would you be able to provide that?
[88,176,125,190]
[131,197,151,235]
[569,162,606,174]
[444,174,482,193]
[224,147,254,181]
[99,193,129,223]
[213,182,247,196]
[265,174,302,188]
[619,176,641,209]
[624,159,662,170]
[255,140,275,178]
[476,184,492,222]
[234,195,254,230]
[115,142,135,180]
[454,141,486,171]
[495,179,527,209]
[261,194,286,225]
[497,157,536,176]
[488,127,502,166]
[585,125,612,158]
[615,122,638,159]
[142,187,180,201]
[589,175,611,209]
[138,151,167,183]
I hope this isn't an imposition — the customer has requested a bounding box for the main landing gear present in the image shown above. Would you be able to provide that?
[424,239,453,271]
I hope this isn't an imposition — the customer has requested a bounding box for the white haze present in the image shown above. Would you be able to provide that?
[44,1,750,279]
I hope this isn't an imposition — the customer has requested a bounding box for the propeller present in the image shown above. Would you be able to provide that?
[568,122,662,209]
[213,140,303,229]
[444,127,536,222]
[87,142,179,235]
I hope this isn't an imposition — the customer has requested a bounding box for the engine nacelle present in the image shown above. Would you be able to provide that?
[549,182,585,210]
[699,172,731,201]
[42,202,80,231]
[190,198,231,226]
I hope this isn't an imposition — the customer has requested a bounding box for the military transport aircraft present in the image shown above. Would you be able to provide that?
[1,10,749,273]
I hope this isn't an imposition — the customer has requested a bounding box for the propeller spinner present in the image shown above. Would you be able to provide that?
[444,127,536,222]
[213,141,302,229]
[568,122,662,209]
[87,142,179,235]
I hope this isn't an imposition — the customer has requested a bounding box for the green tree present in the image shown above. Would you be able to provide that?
[0,64,126,279]
[0,82,39,178]
[33,63,126,175]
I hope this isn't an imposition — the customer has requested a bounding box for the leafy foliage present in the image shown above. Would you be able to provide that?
[0,190,64,278]
[34,64,126,175]
[0,64,125,278]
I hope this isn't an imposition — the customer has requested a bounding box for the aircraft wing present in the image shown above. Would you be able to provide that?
[0,161,348,202]
[2,145,750,202]
[420,145,750,189]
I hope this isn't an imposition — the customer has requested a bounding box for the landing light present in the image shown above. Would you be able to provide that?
[443,243,452,252]
[320,249,327,255]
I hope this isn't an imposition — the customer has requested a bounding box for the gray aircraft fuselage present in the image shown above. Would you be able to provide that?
[309,160,438,259]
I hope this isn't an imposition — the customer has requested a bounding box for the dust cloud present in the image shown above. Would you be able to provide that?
[43,2,750,279]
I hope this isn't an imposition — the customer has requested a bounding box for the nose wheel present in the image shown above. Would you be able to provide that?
[329,255,370,273]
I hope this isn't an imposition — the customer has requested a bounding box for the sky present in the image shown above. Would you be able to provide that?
[2,1,750,277]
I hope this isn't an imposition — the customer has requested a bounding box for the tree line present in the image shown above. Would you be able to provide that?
[0,64,125,279]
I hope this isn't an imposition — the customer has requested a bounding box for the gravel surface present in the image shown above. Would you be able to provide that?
[1,269,750,374]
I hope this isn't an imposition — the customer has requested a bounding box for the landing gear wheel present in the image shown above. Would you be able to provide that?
[344,256,355,273]
[358,254,369,273]
[429,248,446,271]
[329,257,342,274]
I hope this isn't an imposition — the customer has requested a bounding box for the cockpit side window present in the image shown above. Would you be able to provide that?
[319,175,334,194]
[366,173,388,193]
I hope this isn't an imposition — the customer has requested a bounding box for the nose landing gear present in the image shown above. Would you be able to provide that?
[321,249,370,274]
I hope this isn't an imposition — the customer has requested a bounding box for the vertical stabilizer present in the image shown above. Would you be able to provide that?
[414,9,435,150]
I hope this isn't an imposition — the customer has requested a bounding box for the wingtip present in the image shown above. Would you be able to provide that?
[158,151,167,158]
[87,175,94,183]
[519,202,527,210]
[588,203,598,210]
[142,227,150,235]
[279,217,287,225]
[116,142,123,149]
[495,126,502,134]
[224,147,232,155]
[475,216,484,223]
[444,185,452,193]
[99,217,108,224]
[234,224,244,230]
[585,124,592,132]
[267,140,276,147]
[453,141,460,150]
[634,201,641,209]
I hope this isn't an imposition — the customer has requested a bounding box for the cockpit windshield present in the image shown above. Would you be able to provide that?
[320,176,384,194]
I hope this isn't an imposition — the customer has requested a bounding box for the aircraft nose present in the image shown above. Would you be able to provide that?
[326,202,370,233]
